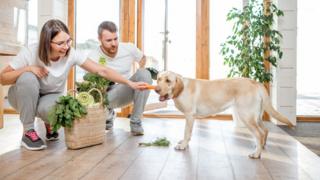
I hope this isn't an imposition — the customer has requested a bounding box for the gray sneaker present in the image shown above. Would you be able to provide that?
[130,122,144,136]
[21,129,47,151]
[106,109,116,130]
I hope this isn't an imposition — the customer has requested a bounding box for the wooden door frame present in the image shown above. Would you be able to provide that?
[117,0,136,117]
[196,0,210,80]
[67,0,75,91]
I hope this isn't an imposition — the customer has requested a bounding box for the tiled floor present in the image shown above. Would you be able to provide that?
[280,122,320,156]
[1,115,320,179]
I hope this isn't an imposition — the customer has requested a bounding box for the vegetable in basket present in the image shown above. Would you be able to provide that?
[76,73,111,106]
[48,95,87,132]
[76,92,95,106]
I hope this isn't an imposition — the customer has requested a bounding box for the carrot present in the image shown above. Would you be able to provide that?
[145,84,156,90]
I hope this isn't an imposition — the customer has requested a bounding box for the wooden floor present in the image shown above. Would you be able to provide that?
[1,115,320,180]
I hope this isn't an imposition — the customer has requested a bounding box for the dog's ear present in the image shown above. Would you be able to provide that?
[172,76,184,98]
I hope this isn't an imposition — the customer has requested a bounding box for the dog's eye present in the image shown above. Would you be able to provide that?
[166,79,171,83]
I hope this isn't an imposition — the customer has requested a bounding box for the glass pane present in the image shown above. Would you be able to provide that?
[210,0,243,80]
[143,0,166,108]
[167,0,196,78]
[144,0,195,114]
[15,7,26,45]
[144,1,165,70]
[75,0,119,82]
[209,0,242,115]
[297,0,320,116]
[144,0,196,77]
[27,0,38,45]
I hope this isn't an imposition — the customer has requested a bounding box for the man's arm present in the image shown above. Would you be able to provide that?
[80,59,147,90]
[138,55,146,68]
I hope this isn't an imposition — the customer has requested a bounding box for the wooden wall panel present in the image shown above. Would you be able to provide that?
[119,0,136,117]
[137,0,143,50]
[196,0,210,79]
[67,0,75,90]
[120,0,136,43]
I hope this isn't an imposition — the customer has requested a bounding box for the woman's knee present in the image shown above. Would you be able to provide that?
[37,105,52,122]
[16,72,40,91]
[37,99,57,122]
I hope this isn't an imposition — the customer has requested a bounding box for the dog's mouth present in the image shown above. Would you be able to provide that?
[159,94,169,101]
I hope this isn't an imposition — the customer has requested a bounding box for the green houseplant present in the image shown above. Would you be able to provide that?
[220,0,284,83]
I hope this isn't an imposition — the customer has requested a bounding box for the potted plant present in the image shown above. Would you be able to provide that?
[220,0,284,126]
[220,0,284,83]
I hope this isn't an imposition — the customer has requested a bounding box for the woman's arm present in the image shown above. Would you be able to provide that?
[0,65,48,85]
[80,59,147,90]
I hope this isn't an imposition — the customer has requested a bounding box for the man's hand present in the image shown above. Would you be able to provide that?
[29,66,48,78]
[128,81,149,90]
[139,55,146,68]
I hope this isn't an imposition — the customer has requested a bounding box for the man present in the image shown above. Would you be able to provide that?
[87,21,152,136]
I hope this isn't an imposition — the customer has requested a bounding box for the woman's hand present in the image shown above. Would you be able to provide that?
[29,66,49,78]
[127,81,149,90]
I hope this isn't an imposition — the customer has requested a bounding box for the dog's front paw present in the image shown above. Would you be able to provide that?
[175,142,188,150]
[177,140,183,144]
[248,152,261,159]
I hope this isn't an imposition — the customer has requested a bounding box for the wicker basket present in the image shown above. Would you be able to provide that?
[64,88,107,149]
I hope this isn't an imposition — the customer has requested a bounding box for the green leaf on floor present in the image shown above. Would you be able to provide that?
[138,137,170,147]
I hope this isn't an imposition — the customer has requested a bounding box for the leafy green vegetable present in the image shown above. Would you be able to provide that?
[48,95,87,132]
[76,92,95,106]
[138,137,170,147]
[83,73,110,90]
[76,73,111,106]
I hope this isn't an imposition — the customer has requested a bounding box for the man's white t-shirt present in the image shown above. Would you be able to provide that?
[9,44,86,94]
[87,42,143,79]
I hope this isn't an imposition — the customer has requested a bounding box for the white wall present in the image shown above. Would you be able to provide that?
[0,0,26,48]
[38,0,68,33]
[271,0,297,125]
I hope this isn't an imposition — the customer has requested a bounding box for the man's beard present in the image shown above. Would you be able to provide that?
[108,46,117,54]
[102,45,118,57]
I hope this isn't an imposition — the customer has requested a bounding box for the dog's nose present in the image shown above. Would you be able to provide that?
[155,86,160,93]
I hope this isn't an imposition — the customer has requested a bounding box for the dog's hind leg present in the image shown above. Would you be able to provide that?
[258,120,268,149]
[175,114,194,150]
[257,103,268,148]
[239,113,264,159]
[248,121,264,159]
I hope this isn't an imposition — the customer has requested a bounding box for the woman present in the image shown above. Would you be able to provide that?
[0,19,147,151]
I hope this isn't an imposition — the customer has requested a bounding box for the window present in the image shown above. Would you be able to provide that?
[75,0,119,81]
[27,0,38,45]
[210,0,243,80]
[297,0,320,116]
[143,0,195,114]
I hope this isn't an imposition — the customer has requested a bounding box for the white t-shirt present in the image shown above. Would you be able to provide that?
[87,42,143,79]
[9,44,86,94]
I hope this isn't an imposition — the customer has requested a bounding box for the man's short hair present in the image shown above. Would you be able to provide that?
[98,21,118,36]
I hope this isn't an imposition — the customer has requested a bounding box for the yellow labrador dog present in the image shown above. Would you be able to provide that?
[155,71,293,159]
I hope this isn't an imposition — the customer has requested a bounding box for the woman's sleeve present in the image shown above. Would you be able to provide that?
[9,47,31,69]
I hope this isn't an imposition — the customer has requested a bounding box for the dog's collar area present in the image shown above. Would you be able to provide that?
[172,78,184,99]
[172,94,179,99]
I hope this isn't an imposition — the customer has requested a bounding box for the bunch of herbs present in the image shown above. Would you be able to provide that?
[48,95,87,132]
[138,137,170,147]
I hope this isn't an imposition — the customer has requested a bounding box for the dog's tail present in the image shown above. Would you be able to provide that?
[259,84,294,128]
